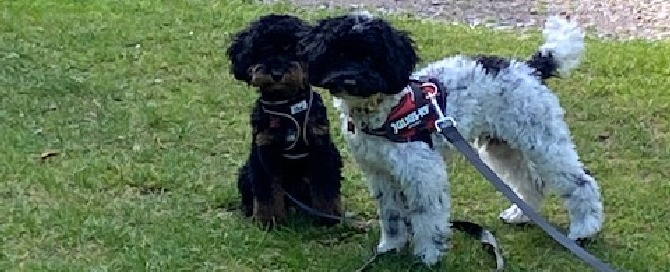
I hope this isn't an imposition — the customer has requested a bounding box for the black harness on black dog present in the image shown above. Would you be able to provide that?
[349,78,447,148]
[259,90,315,159]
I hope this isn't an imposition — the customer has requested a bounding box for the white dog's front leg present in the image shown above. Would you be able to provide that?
[394,146,452,266]
[408,190,451,266]
[365,171,409,253]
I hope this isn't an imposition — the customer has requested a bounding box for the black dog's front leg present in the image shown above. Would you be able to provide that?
[305,103,344,226]
[306,140,344,226]
[246,103,288,228]
[237,160,254,217]
[249,143,288,227]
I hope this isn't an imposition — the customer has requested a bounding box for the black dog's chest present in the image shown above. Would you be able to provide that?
[261,93,314,159]
[267,105,308,148]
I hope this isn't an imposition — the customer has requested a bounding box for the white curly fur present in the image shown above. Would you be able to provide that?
[333,16,603,265]
[539,16,585,75]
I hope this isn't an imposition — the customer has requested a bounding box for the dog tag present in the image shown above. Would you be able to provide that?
[290,100,308,115]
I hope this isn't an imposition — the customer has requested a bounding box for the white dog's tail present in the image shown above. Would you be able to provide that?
[349,10,374,20]
[527,16,585,79]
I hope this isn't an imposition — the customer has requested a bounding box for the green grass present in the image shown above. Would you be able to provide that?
[1,0,669,271]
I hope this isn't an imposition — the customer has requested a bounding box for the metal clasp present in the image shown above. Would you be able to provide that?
[421,82,457,132]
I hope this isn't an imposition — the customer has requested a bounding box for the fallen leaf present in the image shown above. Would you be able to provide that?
[138,185,169,195]
[597,132,611,141]
[39,150,60,161]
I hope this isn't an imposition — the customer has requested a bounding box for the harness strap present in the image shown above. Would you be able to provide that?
[261,90,314,159]
[357,78,446,147]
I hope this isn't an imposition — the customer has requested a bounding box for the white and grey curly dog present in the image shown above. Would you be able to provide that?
[301,12,604,265]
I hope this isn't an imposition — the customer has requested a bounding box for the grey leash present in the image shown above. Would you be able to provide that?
[255,146,504,271]
[280,181,504,271]
[278,186,358,222]
[422,82,617,272]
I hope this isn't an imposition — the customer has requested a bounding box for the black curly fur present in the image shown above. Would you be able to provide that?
[226,14,313,100]
[474,55,511,76]
[226,14,310,82]
[475,53,560,83]
[526,51,560,81]
[301,13,563,99]
[300,13,419,97]
[226,14,344,227]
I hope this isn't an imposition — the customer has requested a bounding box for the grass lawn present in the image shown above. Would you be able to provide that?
[1,0,669,271]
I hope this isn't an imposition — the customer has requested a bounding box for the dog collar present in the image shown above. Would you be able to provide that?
[348,78,447,148]
[261,90,314,159]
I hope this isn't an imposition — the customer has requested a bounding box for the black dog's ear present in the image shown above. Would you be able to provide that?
[226,27,254,83]
[374,21,419,90]
[301,14,420,93]
[226,14,312,84]
[354,17,419,93]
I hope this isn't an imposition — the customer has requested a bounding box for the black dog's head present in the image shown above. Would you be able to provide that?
[301,12,418,98]
[226,14,311,101]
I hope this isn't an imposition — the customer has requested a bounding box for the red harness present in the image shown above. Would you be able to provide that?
[348,78,447,147]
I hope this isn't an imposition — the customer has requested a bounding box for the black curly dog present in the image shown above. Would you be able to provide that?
[226,14,344,228]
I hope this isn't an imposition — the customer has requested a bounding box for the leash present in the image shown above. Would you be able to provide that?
[353,219,505,272]
[285,187,505,272]
[277,186,361,223]
[421,82,617,272]
[254,145,505,271]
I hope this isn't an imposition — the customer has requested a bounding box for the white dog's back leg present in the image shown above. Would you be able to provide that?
[513,133,604,240]
[478,138,544,224]
[364,170,410,253]
[473,71,604,240]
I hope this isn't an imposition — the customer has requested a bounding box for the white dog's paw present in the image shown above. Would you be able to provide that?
[499,204,532,224]
[414,247,444,266]
[376,238,406,254]
[568,215,602,240]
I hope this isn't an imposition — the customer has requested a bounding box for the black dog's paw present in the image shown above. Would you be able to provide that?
[241,203,253,217]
